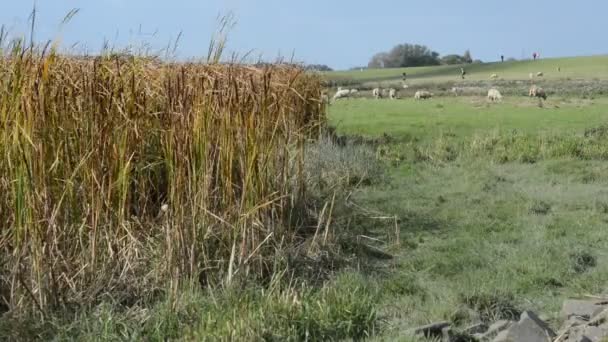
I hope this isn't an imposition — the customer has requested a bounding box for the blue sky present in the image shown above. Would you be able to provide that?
[1,1,606,70]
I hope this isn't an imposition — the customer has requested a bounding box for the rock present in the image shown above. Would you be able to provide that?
[588,308,608,327]
[557,316,589,339]
[463,322,489,335]
[561,300,608,321]
[492,329,510,342]
[481,320,513,340]
[498,311,556,342]
[580,326,605,341]
[413,321,451,339]
[564,325,608,342]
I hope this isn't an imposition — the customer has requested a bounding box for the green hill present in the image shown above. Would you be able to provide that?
[325,55,608,84]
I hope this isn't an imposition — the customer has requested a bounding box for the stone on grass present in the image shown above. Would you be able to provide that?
[494,311,555,342]
[561,300,608,321]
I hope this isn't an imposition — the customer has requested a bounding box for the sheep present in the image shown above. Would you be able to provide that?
[349,89,359,95]
[414,90,433,100]
[372,88,382,99]
[402,84,409,89]
[536,72,544,77]
[451,87,463,96]
[388,88,397,100]
[529,85,547,100]
[332,88,351,101]
[487,88,502,102]
[490,74,498,80]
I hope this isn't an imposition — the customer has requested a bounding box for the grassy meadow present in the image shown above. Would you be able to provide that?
[326,55,608,85]
[325,86,608,339]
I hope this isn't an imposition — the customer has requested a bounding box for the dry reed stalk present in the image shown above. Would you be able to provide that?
[0,43,325,313]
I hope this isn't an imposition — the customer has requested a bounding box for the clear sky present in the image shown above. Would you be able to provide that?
[1,1,606,70]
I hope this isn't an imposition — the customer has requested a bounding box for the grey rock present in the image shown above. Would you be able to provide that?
[564,325,590,342]
[561,300,608,321]
[580,326,605,341]
[479,320,514,341]
[463,323,489,335]
[413,321,451,339]
[588,309,608,327]
[492,329,510,342]
[500,311,556,342]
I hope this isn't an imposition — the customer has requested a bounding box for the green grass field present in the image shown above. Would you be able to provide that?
[330,97,608,138]
[328,94,608,339]
[326,55,608,84]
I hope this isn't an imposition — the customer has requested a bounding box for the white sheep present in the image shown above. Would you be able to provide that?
[372,88,381,99]
[487,88,502,102]
[332,88,351,101]
[414,90,433,100]
[388,88,397,100]
[490,74,498,80]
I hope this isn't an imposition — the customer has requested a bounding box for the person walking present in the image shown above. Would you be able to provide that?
[460,67,466,79]
[501,55,504,62]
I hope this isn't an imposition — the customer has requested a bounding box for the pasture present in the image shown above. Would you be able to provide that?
[326,55,608,86]
[326,91,608,339]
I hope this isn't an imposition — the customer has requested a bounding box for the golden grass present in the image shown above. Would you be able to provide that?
[0,42,325,313]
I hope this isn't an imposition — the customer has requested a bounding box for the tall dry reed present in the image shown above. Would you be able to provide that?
[0,40,325,313]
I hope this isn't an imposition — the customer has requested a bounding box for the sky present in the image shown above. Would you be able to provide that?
[1,1,606,70]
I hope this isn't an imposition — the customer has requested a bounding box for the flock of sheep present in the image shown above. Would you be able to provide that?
[328,70,550,104]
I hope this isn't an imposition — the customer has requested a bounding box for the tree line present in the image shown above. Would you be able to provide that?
[368,43,478,68]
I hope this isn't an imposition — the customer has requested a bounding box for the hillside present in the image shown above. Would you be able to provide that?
[325,55,608,84]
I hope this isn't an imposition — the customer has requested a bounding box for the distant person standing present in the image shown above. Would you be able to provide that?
[460,67,466,79]
[533,52,537,60]
[501,55,504,62]
[402,72,407,82]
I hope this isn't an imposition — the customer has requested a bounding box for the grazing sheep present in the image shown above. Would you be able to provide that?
[372,88,382,99]
[490,74,498,80]
[332,88,351,101]
[388,88,397,99]
[487,88,502,102]
[451,87,463,96]
[529,85,547,100]
[536,72,544,77]
[402,84,409,89]
[414,90,433,100]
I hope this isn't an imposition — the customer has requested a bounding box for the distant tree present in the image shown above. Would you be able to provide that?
[305,64,333,72]
[368,43,440,68]
[440,54,466,65]
[463,49,473,64]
